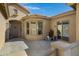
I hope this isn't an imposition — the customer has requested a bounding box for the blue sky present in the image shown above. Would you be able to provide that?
[20,3,73,16]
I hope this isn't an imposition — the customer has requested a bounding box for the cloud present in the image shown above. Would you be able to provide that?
[24,6,41,10]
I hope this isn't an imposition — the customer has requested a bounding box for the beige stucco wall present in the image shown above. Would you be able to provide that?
[0,12,6,49]
[76,3,79,41]
[50,19,57,36]
[23,18,50,40]
[50,12,76,42]
[8,5,27,20]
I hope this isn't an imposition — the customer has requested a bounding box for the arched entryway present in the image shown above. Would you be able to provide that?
[9,20,22,39]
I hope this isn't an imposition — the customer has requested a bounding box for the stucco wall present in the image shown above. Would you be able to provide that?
[76,3,79,41]
[0,12,6,49]
[50,12,76,42]
[8,5,27,20]
[23,18,50,40]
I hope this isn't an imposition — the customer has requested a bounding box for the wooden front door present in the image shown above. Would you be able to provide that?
[9,20,21,39]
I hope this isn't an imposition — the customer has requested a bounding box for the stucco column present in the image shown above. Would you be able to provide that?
[21,22,24,38]
[76,3,79,40]
[21,22,25,39]
[0,12,6,50]
[5,20,9,41]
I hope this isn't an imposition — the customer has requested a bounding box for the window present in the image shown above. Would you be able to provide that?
[27,22,29,28]
[26,21,43,35]
[14,9,18,15]
[26,22,29,34]
[62,21,69,41]
[38,21,43,35]
[57,21,69,41]
[31,22,36,24]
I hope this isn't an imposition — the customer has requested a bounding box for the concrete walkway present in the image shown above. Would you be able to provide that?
[7,38,53,56]
[0,41,28,56]
[24,40,53,56]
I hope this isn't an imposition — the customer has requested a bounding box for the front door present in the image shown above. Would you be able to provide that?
[9,20,21,39]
